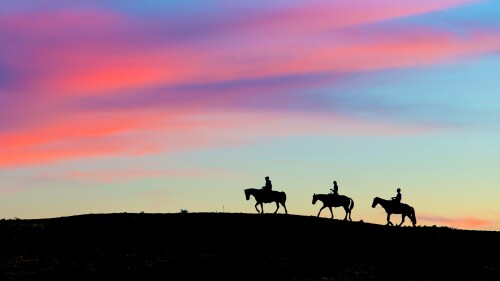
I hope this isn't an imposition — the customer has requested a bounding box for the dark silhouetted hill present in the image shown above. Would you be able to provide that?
[0,212,498,281]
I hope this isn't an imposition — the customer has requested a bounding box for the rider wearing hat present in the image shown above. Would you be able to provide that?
[262,176,272,192]
[330,180,339,196]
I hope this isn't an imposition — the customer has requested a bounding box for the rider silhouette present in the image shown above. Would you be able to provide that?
[392,188,402,205]
[262,176,272,192]
[330,181,339,196]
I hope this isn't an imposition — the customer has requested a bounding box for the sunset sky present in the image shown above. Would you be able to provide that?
[1,0,499,231]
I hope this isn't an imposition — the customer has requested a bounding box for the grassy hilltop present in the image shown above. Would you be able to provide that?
[0,212,499,281]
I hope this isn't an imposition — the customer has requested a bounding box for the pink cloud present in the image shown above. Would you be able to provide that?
[219,29,500,79]
[0,108,212,167]
[48,30,500,98]
[225,0,476,37]
[2,2,498,168]
[0,109,436,167]
[2,3,496,100]
[3,24,497,137]
[419,214,493,229]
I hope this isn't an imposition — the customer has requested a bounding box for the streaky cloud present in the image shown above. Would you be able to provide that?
[419,214,493,229]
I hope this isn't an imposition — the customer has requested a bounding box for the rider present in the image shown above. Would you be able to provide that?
[391,188,402,205]
[262,176,272,192]
[330,180,339,196]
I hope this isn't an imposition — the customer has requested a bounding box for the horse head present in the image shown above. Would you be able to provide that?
[372,197,380,208]
[244,189,251,200]
[312,193,317,205]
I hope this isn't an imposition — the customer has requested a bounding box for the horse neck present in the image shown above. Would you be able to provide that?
[316,194,331,202]
[245,188,256,197]
[377,197,393,207]
[249,188,267,197]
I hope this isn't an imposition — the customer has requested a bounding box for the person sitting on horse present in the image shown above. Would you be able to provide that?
[262,176,272,192]
[391,188,402,205]
[330,180,339,196]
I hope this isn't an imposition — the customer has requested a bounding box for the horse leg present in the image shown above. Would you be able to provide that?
[317,206,326,217]
[399,215,405,226]
[274,201,279,214]
[329,207,334,219]
[386,213,393,226]
[254,202,260,213]
[281,201,288,214]
[348,199,353,221]
[254,202,263,213]
[342,206,349,221]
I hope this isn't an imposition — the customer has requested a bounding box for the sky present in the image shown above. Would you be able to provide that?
[1,0,499,231]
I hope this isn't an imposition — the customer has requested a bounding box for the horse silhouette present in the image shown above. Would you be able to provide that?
[372,197,417,227]
[244,188,287,214]
[312,193,354,221]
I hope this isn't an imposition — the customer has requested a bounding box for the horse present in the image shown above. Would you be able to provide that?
[312,193,354,221]
[372,197,417,227]
[244,188,288,214]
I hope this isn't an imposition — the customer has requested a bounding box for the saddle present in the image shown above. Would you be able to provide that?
[391,201,403,209]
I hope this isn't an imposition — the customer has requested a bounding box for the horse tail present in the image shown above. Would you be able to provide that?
[349,198,354,211]
[282,192,287,204]
[410,207,417,226]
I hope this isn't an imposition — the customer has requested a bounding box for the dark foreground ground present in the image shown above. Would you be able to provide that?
[0,213,499,281]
